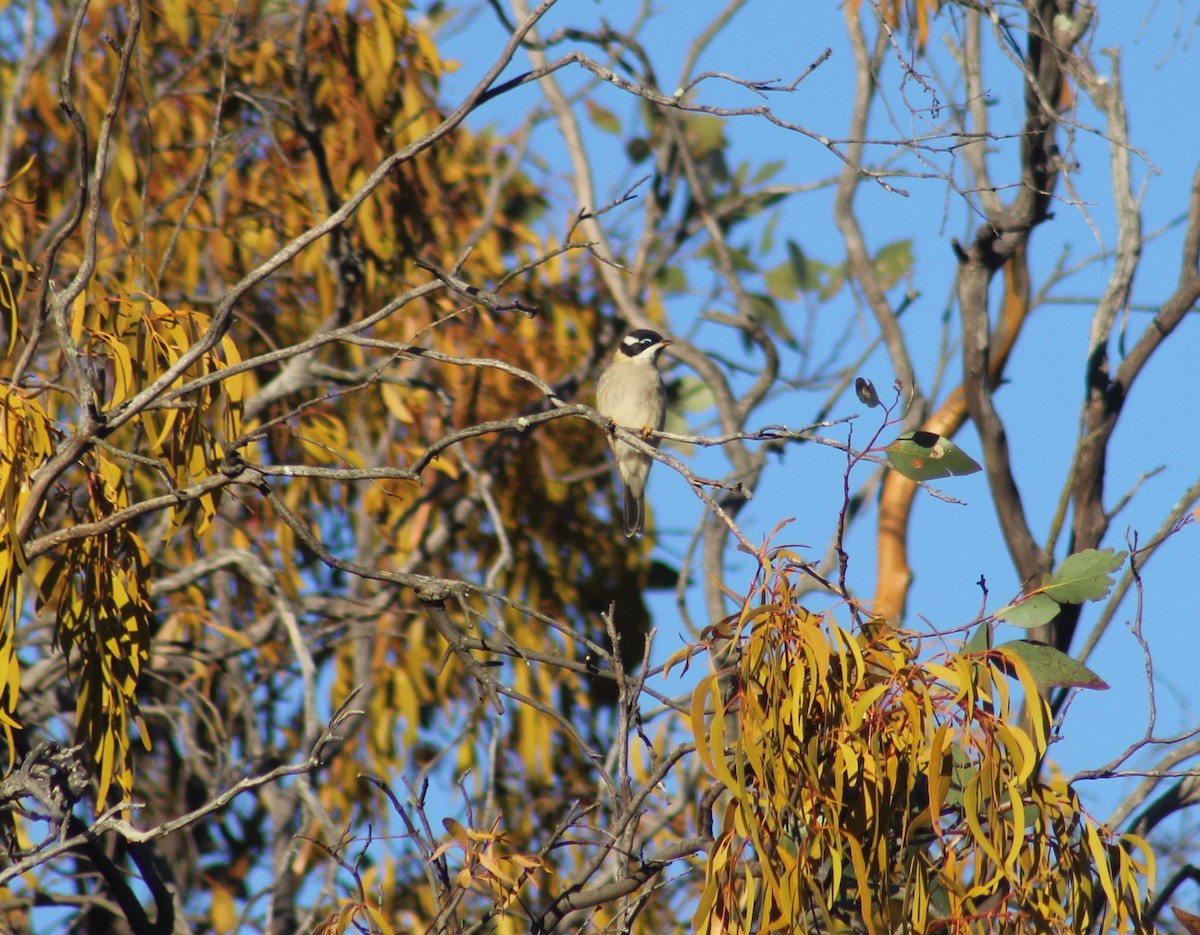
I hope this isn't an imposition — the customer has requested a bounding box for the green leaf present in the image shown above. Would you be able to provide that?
[697,148,730,185]
[749,160,785,186]
[671,375,716,414]
[817,261,847,301]
[661,377,714,455]
[765,259,799,301]
[942,745,976,809]
[786,239,807,284]
[759,211,780,255]
[992,549,1125,631]
[685,114,726,155]
[996,640,1109,691]
[655,265,688,293]
[885,431,982,481]
[873,239,913,290]
[698,241,754,272]
[747,293,797,347]
[722,189,786,226]
[584,99,621,135]
[994,593,1059,629]
[780,240,846,299]
[964,622,992,654]
[1040,548,1127,603]
[661,408,693,455]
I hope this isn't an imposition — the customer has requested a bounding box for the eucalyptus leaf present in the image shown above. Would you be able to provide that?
[886,431,982,481]
[584,99,621,135]
[818,262,847,301]
[765,259,799,300]
[787,240,809,289]
[942,745,976,809]
[671,375,717,414]
[1040,548,1127,603]
[994,593,1059,629]
[873,238,914,290]
[964,622,992,654]
[747,292,797,346]
[996,640,1110,691]
[750,159,785,185]
[656,265,688,293]
[1171,907,1200,935]
[661,409,693,455]
[685,114,726,155]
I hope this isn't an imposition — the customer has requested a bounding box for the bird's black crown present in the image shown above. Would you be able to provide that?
[619,329,666,357]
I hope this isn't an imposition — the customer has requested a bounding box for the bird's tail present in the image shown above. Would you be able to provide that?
[623,486,645,538]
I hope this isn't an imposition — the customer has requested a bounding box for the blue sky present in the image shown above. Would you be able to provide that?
[437,0,1200,833]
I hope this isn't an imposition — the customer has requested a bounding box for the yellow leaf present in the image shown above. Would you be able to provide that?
[849,683,888,728]
[414,30,443,75]
[204,621,257,650]
[143,406,179,457]
[442,817,471,850]
[373,1,396,75]
[915,0,930,51]
[476,851,513,884]
[926,721,949,817]
[160,0,191,44]
[1122,831,1156,885]
[70,290,89,343]
[358,30,387,112]
[1003,777,1025,873]
[380,383,414,423]
[95,729,115,809]
[707,689,739,793]
[962,775,1005,887]
[429,839,459,862]
[1085,821,1119,909]
[844,835,875,931]
[362,906,395,935]
[210,886,238,934]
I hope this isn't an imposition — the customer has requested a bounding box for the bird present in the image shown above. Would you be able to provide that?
[595,329,671,538]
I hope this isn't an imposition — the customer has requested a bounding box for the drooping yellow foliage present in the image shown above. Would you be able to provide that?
[692,553,1154,934]
[0,0,639,896]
